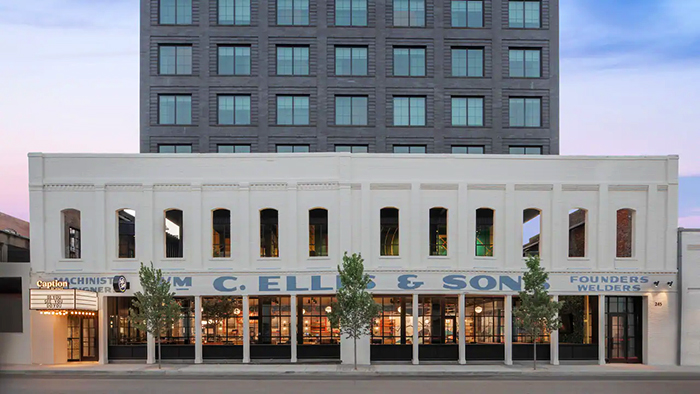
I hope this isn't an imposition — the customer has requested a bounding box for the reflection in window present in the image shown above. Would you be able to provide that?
[212,209,231,258]
[509,49,541,78]
[335,0,367,26]
[418,296,458,344]
[299,296,339,344]
[250,296,291,344]
[62,209,81,259]
[335,47,368,76]
[475,208,494,257]
[161,297,195,344]
[159,95,192,125]
[160,0,192,24]
[335,96,368,125]
[429,208,448,256]
[522,208,541,257]
[451,0,483,27]
[568,208,587,258]
[218,46,251,75]
[616,209,635,258]
[372,296,413,344]
[219,0,251,25]
[117,209,136,258]
[508,0,540,28]
[393,0,425,26]
[465,297,504,343]
[277,0,309,25]
[559,295,598,345]
[159,45,192,75]
[451,48,483,77]
[260,209,279,258]
[165,209,184,258]
[202,297,243,345]
[335,145,368,153]
[509,97,541,127]
[108,297,147,346]
[380,208,399,256]
[393,97,426,126]
[309,209,329,257]
[513,297,549,343]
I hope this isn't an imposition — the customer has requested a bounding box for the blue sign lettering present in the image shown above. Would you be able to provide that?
[442,275,467,290]
[470,275,497,291]
[260,276,281,292]
[311,276,333,291]
[499,275,521,291]
[398,274,423,290]
[213,276,238,292]
[287,276,309,291]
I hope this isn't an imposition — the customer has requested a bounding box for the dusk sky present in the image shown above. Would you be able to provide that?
[1,0,698,227]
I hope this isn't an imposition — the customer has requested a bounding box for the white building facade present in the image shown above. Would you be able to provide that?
[23,153,682,366]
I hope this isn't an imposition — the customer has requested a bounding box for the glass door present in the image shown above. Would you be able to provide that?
[81,317,98,361]
[606,296,641,363]
[67,316,81,361]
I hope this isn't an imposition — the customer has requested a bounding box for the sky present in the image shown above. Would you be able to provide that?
[0,0,699,227]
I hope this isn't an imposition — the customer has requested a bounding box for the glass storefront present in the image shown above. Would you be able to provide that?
[250,296,291,359]
[298,296,340,359]
[371,296,413,361]
[418,296,458,360]
[465,297,505,360]
[513,297,551,361]
[108,297,147,360]
[559,295,599,360]
[606,296,642,363]
[202,296,243,359]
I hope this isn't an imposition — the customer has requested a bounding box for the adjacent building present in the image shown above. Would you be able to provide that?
[22,153,683,365]
[140,0,560,154]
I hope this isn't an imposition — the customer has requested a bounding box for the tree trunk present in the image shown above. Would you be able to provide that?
[533,338,537,370]
[353,336,357,371]
[158,334,162,370]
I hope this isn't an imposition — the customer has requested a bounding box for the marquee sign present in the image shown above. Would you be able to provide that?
[30,289,98,311]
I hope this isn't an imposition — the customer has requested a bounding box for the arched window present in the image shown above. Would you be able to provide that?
[117,209,136,258]
[523,208,541,257]
[380,208,399,256]
[212,209,231,258]
[309,208,328,257]
[61,209,81,259]
[475,208,494,257]
[568,208,587,258]
[429,207,448,256]
[165,209,184,258]
[260,209,279,258]
[616,208,635,258]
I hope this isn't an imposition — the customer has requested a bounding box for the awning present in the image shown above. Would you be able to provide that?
[30,288,98,314]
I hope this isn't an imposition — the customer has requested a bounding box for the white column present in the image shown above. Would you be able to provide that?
[505,295,513,365]
[504,184,516,268]
[94,184,107,271]
[238,183,251,269]
[243,295,251,363]
[550,295,559,365]
[194,296,203,364]
[597,184,610,270]
[290,295,298,363]
[412,293,419,365]
[598,294,606,365]
[147,332,155,364]
[192,183,203,269]
[410,183,421,268]
[287,182,298,269]
[458,294,466,364]
[98,295,108,364]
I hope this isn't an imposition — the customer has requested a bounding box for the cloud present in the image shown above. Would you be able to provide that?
[680,215,700,229]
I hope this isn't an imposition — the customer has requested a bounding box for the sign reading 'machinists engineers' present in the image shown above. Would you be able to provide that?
[38,272,676,295]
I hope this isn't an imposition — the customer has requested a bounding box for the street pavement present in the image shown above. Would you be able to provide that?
[2,376,700,394]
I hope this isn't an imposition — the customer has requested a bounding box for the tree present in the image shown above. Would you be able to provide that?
[327,252,380,370]
[513,255,563,370]
[129,262,182,369]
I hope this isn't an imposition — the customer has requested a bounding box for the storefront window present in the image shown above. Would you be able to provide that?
[465,297,504,343]
[108,297,147,345]
[418,296,458,344]
[202,296,243,345]
[372,296,412,344]
[250,296,291,344]
[559,295,598,344]
[299,296,340,344]
[162,297,195,344]
[513,297,550,343]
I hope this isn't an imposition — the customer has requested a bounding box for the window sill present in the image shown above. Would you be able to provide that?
[58,259,83,263]
[614,258,638,262]
[162,258,187,262]
[427,255,449,259]
[114,258,139,263]
[567,257,590,261]
[308,256,331,260]
[378,255,401,259]
[474,256,496,260]
[210,257,233,261]
[257,257,281,261]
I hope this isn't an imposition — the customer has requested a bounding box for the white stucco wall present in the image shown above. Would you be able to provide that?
[680,230,700,365]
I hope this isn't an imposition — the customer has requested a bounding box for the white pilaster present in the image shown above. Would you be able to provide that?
[504,184,516,268]
[412,293,419,364]
[550,295,559,365]
[458,293,466,364]
[598,294,606,365]
[192,183,203,268]
[98,295,108,364]
[457,183,468,268]
[339,184,352,255]
[597,184,610,270]
[194,296,203,364]
[290,295,298,363]
[147,332,155,364]
[95,184,107,271]
[243,295,251,363]
[410,183,421,268]
[287,182,298,269]
[505,295,513,365]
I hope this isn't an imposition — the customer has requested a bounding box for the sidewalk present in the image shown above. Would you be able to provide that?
[3,362,700,379]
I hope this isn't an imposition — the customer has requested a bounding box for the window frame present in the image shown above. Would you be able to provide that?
[334,46,368,76]
[158,94,192,125]
[475,208,494,257]
[380,207,400,256]
[158,144,193,153]
[335,145,369,153]
[276,145,310,153]
[451,146,485,154]
[508,97,541,128]
[277,0,310,26]
[159,0,193,25]
[217,94,252,125]
[450,0,484,28]
[158,45,193,75]
[509,146,542,155]
[276,46,310,76]
[217,144,251,153]
[509,48,541,78]
[335,0,368,26]
[393,0,426,27]
[393,47,426,77]
[451,96,484,127]
[276,95,310,125]
[260,209,280,258]
[429,207,448,257]
[451,47,484,77]
[218,0,251,25]
[117,209,136,259]
[393,96,426,126]
[508,0,541,29]
[334,96,368,126]
[217,45,251,76]
[164,209,185,259]
[393,145,426,154]
[212,209,232,258]
[308,208,329,257]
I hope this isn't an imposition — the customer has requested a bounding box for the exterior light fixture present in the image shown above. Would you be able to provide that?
[475,306,483,314]
[667,281,674,288]
[653,281,660,287]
